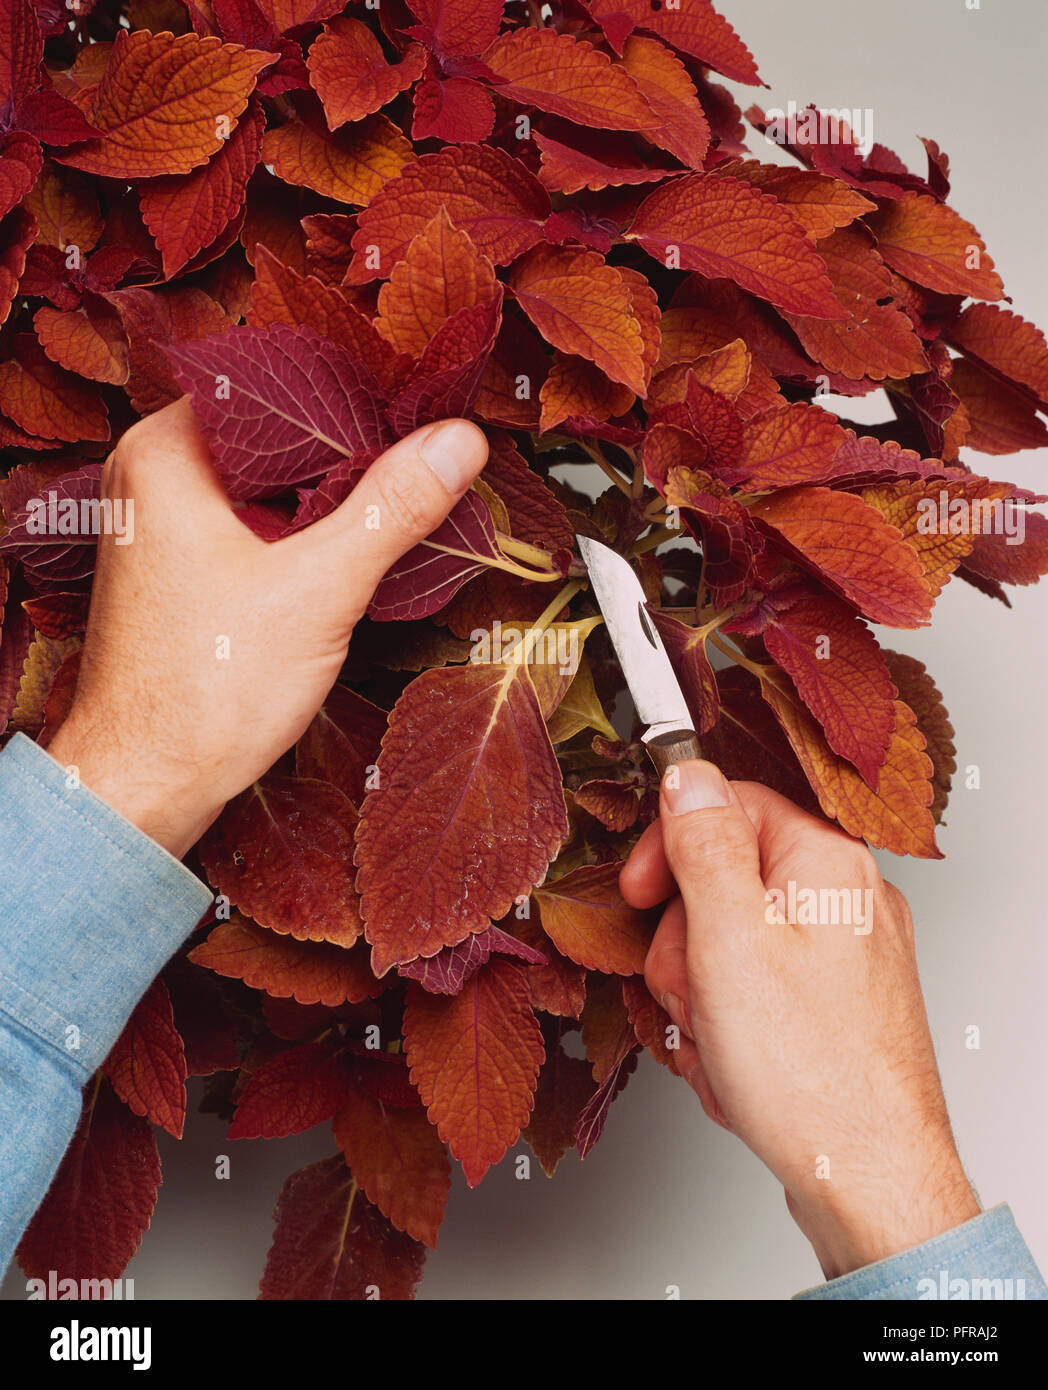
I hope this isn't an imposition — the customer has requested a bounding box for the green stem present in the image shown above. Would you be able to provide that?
[504,580,583,665]
[709,630,771,681]
[495,533,557,571]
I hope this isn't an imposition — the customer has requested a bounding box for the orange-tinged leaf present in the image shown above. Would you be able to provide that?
[525,1038,595,1176]
[716,160,875,239]
[580,972,636,1083]
[22,161,103,251]
[248,246,411,391]
[103,979,187,1139]
[0,337,108,441]
[58,30,274,178]
[253,0,343,33]
[199,776,364,947]
[347,143,549,283]
[403,958,544,1186]
[861,476,1014,597]
[572,778,641,831]
[866,193,1004,301]
[189,913,383,1007]
[751,486,934,628]
[241,169,308,271]
[735,402,846,490]
[356,661,568,976]
[259,1155,425,1301]
[334,1089,450,1248]
[781,225,929,382]
[0,205,35,327]
[761,680,941,859]
[510,917,587,1019]
[622,976,680,1073]
[618,34,710,169]
[884,651,955,823]
[964,515,1048,589]
[762,592,896,784]
[139,97,264,277]
[375,208,497,358]
[308,19,426,129]
[294,681,388,806]
[533,127,676,196]
[947,357,1048,455]
[534,863,654,977]
[481,28,657,131]
[589,0,760,85]
[33,300,129,385]
[510,244,648,396]
[539,352,634,433]
[263,111,414,205]
[626,174,847,320]
[108,283,233,416]
[946,303,1048,408]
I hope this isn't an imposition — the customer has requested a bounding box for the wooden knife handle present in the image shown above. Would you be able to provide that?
[646,729,702,780]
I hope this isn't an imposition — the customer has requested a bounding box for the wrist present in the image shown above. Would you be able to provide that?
[47,716,225,859]
[786,1139,980,1281]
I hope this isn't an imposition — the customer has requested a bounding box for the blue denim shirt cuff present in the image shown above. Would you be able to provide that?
[793,1204,1047,1300]
[0,731,214,1077]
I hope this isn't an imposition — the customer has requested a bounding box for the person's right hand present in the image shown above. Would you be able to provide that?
[620,760,980,1280]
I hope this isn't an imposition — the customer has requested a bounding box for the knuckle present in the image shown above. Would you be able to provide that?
[370,464,438,540]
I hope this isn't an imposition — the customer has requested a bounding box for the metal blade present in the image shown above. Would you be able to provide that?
[576,535,694,742]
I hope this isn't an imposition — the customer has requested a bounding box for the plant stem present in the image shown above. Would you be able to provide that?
[504,580,584,665]
[709,630,771,680]
[630,525,680,556]
[581,442,633,498]
[495,533,557,571]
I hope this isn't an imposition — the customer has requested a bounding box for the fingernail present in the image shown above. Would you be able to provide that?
[662,760,730,814]
[418,420,482,493]
[661,992,693,1038]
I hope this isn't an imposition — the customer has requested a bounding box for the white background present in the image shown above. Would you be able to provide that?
[4,0,1045,1301]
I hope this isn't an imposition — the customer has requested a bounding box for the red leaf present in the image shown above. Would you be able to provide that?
[189,913,383,1006]
[649,607,720,735]
[946,303,1048,409]
[262,110,415,206]
[397,923,546,995]
[139,97,264,278]
[356,661,568,975]
[167,323,390,499]
[229,1039,351,1138]
[762,592,897,785]
[199,775,364,947]
[883,651,955,823]
[16,1081,161,1283]
[751,486,934,628]
[581,973,636,1084]
[0,205,35,326]
[403,957,544,1185]
[622,975,680,1073]
[295,683,386,804]
[406,0,503,57]
[308,19,426,129]
[108,283,232,415]
[0,463,103,593]
[588,0,761,86]
[411,75,494,143]
[0,336,108,442]
[259,1154,426,1300]
[366,489,503,622]
[346,143,550,283]
[33,295,129,385]
[334,1088,450,1248]
[386,291,502,434]
[533,862,654,976]
[626,175,847,321]
[524,1036,595,1176]
[948,357,1048,455]
[575,1049,637,1159]
[103,979,188,1139]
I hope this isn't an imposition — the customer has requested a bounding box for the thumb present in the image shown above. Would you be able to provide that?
[312,418,489,596]
[659,760,768,944]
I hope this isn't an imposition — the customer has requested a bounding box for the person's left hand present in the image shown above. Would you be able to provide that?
[47,399,489,857]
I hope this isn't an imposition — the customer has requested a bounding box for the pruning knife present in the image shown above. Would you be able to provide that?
[576,535,701,778]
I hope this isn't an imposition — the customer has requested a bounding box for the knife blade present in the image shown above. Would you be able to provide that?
[576,535,701,777]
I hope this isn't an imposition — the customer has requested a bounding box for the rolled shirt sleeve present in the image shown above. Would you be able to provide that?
[0,732,214,1275]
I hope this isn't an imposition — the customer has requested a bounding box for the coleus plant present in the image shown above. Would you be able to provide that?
[1,0,1046,1301]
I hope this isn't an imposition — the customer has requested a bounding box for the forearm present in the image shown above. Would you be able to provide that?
[0,733,213,1276]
